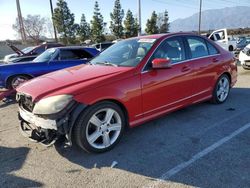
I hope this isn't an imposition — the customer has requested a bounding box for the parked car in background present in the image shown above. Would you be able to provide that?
[16,33,237,153]
[235,36,250,53]
[91,42,114,51]
[0,46,99,89]
[208,28,236,51]
[3,42,64,63]
[239,44,250,70]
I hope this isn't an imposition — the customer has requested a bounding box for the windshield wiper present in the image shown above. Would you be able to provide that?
[95,61,118,67]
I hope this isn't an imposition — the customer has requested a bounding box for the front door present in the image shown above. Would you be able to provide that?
[141,36,195,117]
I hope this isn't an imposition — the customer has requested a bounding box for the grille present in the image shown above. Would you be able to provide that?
[17,93,34,112]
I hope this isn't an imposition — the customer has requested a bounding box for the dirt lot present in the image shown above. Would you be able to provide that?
[0,67,250,188]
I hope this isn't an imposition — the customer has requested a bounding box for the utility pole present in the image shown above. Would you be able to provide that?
[138,0,142,36]
[49,0,58,42]
[198,0,202,34]
[16,0,26,43]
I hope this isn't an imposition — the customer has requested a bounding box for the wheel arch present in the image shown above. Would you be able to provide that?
[68,99,130,145]
[220,72,232,85]
[6,74,34,89]
[97,99,130,128]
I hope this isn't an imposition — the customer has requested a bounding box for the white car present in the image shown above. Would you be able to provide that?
[239,44,250,70]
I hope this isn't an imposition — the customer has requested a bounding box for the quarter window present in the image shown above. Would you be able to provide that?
[187,37,209,58]
[206,42,219,55]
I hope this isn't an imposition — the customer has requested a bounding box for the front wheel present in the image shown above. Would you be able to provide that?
[211,74,230,104]
[73,101,126,153]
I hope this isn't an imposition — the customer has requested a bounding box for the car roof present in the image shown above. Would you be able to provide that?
[53,46,96,50]
[132,32,199,40]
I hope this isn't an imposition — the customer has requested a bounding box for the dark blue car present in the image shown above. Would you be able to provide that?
[0,46,99,89]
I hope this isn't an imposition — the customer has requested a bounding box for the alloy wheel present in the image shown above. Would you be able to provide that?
[85,108,122,149]
[216,76,230,102]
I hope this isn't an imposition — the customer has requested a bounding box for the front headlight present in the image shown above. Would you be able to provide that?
[33,95,73,115]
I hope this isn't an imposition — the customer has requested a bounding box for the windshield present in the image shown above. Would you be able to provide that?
[21,46,36,54]
[90,38,156,67]
[33,48,58,62]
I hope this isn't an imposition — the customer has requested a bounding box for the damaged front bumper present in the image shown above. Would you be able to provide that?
[18,103,86,146]
[18,106,66,146]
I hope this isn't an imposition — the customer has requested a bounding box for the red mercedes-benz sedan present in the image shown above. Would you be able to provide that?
[16,33,237,153]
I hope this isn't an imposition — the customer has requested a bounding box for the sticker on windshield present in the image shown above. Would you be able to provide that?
[138,38,156,43]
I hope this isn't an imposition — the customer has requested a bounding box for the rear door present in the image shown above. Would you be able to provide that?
[141,36,195,116]
[184,36,221,97]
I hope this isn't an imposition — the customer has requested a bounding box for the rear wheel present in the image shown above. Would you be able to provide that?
[211,74,230,104]
[73,101,125,153]
[8,75,30,89]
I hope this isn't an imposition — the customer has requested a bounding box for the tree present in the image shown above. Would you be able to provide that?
[77,14,91,42]
[13,15,46,43]
[90,1,105,43]
[145,11,159,34]
[124,9,138,38]
[158,10,170,33]
[110,0,124,39]
[52,0,77,44]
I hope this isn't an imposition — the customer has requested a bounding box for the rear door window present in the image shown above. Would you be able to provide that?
[186,37,209,58]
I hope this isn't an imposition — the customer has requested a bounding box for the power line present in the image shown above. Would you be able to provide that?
[151,0,198,9]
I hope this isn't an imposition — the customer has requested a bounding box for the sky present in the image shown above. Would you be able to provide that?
[0,0,250,40]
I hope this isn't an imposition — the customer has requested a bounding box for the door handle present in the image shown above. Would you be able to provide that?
[212,58,219,63]
[181,65,191,72]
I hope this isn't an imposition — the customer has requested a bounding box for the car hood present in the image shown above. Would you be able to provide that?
[4,54,18,62]
[8,44,25,56]
[17,64,134,101]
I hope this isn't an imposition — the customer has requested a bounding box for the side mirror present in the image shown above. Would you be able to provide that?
[152,58,172,69]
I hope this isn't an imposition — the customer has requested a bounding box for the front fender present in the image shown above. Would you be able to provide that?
[74,87,126,105]
[73,76,142,125]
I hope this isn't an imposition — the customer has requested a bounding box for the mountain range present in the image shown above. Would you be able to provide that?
[170,6,250,32]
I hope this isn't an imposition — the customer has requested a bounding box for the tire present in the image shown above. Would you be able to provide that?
[8,75,30,89]
[211,74,230,104]
[73,101,126,153]
[229,45,234,52]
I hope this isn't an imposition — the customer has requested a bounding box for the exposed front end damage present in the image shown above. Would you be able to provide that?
[17,93,86,146]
